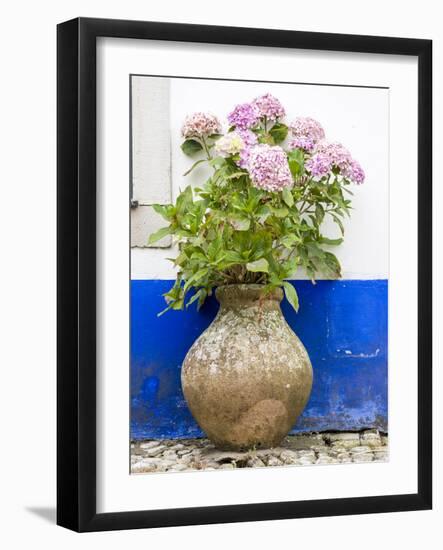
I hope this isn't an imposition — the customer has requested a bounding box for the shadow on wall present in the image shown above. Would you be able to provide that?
[131,279,388,440]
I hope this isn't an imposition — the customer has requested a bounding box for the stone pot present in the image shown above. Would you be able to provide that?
[181,284,313,450]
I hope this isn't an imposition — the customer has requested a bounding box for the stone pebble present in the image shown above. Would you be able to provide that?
[131,432,388,473]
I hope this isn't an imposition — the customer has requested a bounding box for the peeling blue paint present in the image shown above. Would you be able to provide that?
[131,279,388,440]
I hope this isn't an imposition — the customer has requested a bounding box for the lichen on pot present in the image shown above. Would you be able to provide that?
[181,284,313,451]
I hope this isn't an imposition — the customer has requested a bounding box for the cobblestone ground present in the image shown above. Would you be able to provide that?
[131,429,388,474]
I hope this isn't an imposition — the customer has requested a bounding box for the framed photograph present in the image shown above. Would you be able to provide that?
[57,17,432,532]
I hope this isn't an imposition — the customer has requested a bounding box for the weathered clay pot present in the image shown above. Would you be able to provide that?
[181,284,313,450]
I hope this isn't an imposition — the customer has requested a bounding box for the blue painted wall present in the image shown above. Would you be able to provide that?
[131,279,388,440]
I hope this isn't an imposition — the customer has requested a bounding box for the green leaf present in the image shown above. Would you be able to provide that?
[181,139,203,156]
[269,122,288,144]
[306,242,326,260]
[184,268,208,291]
[283,257,300,278]
[282,187,294,207]
[270,206,289,218]
[157,279,183,315]
[175,185,193,217]
[287,148,304,178]
[207,235,223,261]
[152,204,174,222]
[319,236,344,246]
[280,233,301,248]
[258,133,275,145]
[315,203,325,224]
[162,281,183,302]
[197,289,208,310]
[148,226,171,245]
[228,215,250,231]
[323,252,342,278]
[288,159,301,178]
[171,299,185,311]
[190,250,207,262]
[287,148,304,162]
[223,250,244,264]
[246,258,269,273]
[330,212,345,235]
[256,205,271,222]
[172,251,188,266]
[342,186,354,196]
[157,303,173,317]
[209,156,225,168]
[175,228,193,239]
[226,171,248,180]
[183,158,207,176]
[299,222,313,232]
[283,281,299,312]
[186,289,206,308]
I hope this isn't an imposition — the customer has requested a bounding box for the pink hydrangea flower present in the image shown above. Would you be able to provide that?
[227,103,260,130]
[306,141,365,184]
[288,136,316,153]
[236,129,258,168]
[181,112,222,138]
[305,153,332,178]
[247,144,293,191]
[252,93,285,121]
[290,117,325,148]
[315,141,352,170]
[237,129,258,147]
[343,159,365,184]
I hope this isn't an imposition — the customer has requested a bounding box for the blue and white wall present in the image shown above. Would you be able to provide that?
[130,76,389,440]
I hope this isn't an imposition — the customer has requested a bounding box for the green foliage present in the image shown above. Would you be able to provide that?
[269,122,288,144]
[246,258,269,273]
[181,139,203,156]
[287,148,304,178]
[150,128,354,314]
[283,281,299,312]
[148,226,172,245]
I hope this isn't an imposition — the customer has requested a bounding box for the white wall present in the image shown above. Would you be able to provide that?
[130,77,172,247]
[1,1,441,549]
[132,77,389,279]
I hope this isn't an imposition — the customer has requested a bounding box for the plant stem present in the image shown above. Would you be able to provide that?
[201,136,212,161]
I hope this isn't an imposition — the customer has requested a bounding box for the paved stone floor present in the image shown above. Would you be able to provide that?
[131,429,388,474]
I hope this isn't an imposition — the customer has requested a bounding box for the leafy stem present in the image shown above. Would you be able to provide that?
[201,136,212,161]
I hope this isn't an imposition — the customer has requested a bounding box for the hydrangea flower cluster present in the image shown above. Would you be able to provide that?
[248,144,293,191]
[344,159,365,184]
[227,103,260,130]
[306,141,365,184]
[316,142,352,169]
[252,93,285,121]
[214,132,245,158]
[181,112,221,139]
[304,153,333,179]
[179,96,365,188]
[288,136,316,152]
[289,117,325,152]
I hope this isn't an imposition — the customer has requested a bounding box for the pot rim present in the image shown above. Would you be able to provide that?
[215,283,283,304]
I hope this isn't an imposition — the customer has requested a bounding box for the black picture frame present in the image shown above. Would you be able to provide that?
[57,17,432,532]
